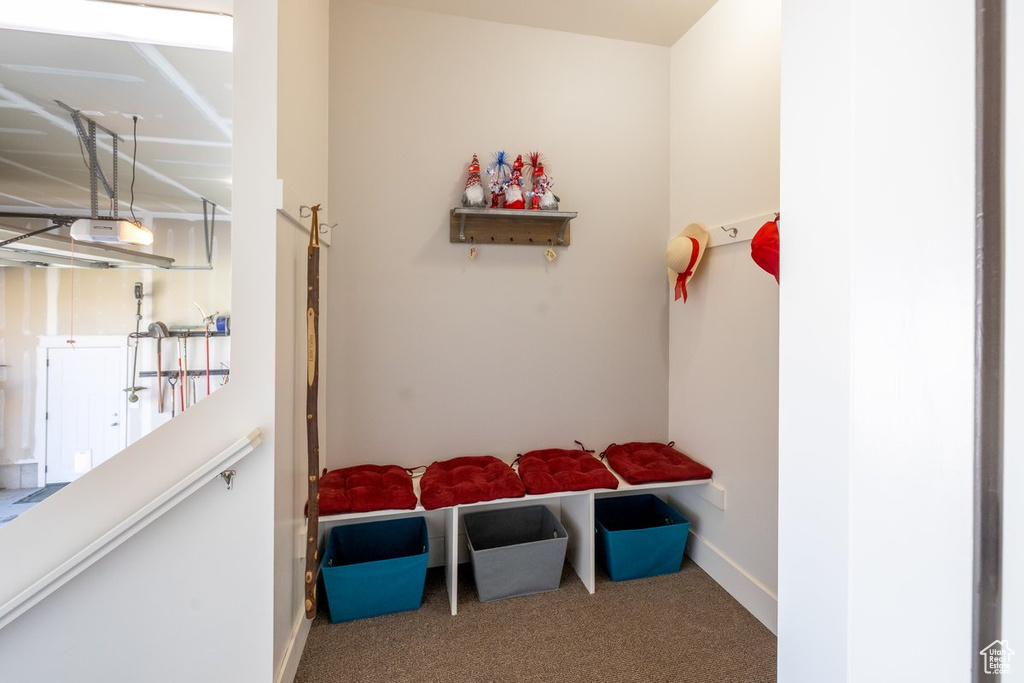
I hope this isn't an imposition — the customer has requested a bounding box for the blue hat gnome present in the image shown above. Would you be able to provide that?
[486,150,511,208]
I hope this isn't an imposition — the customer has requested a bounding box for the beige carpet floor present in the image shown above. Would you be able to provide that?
[295,558,776,683]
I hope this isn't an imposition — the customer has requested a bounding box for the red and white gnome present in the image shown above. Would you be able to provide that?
[526,151,558,210]
[486,151,511,208]
[461,153,487,208]
[488,171,503,208]
[503,154,526,209]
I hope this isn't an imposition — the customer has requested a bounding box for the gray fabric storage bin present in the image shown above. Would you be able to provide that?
[463,505,568,602]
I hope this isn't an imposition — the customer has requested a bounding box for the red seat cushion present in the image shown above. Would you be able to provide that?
[603,442,712,485]
[420,455,526,510]
[316,464,417,515]
[517,448,619,495]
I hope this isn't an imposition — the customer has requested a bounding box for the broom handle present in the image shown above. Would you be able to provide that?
[182,333,189,409]
[178,341,184,413]
[205,326,211,396]
[157,344,164,414]
[304,204,322,620]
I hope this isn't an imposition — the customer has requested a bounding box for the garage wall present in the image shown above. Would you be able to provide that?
[0,217,231,472]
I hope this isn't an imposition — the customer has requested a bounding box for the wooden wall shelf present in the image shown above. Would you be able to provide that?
[450,208,578,246]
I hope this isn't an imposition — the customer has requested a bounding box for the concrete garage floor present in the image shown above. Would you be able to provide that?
[0,487,49,528]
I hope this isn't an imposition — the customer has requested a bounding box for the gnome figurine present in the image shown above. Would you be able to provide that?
[486,150,511,208]
[487,171,503,208]
[503,154,526,209]
[537,174,559,210]
[461,154,487,208]
[527,152,559,210]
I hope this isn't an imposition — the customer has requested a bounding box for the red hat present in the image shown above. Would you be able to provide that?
[750,215,780,284]
[528,151,545,178]
[465,153,482,190]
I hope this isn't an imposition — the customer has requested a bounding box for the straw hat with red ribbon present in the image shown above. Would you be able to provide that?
[666,223,709,303]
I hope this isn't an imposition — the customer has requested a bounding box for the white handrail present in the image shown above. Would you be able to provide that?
[0,428,263,631]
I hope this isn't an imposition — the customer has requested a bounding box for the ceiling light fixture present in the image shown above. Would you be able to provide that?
[0,0,232,52]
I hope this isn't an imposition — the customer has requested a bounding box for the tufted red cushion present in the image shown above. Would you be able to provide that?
[517,448,619,495]
[419,455,526,510]
[314,464,417,516]
[603,442,712,485]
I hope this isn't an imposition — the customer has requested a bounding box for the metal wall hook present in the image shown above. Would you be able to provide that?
[720,225,739,238]
[300,205,334,233]
[220,470,236,490]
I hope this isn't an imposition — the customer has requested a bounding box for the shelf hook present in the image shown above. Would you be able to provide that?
[720,225,739,239]
[318,222,338,234]
[299,205,312,219]
[220,470,236,490]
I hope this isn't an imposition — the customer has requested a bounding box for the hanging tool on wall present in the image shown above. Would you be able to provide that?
[182,330,189,409]
[205,324,211,396]
[125,282,145,403]
[148,321,170,413]
[195,302,217,397]
[177,338,185,413]
[167,372,178,417]
[304,204,323,620]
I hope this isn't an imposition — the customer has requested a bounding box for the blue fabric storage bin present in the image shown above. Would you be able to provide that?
[595,494,691,581]
[320,516,429,623]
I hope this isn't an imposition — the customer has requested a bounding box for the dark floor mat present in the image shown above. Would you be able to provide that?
[15,483,69,505]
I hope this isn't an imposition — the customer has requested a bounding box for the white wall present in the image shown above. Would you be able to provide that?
[847,4,975,678]
[272,0,327,679]
[273,0,330,677]
[779,2,976,681]
[0,2,281,680]
[327,0,670,468]
[777,1,853,678]
[0,449,271,682]
[666,0,780,633]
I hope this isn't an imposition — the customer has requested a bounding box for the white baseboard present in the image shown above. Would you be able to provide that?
[686,530,778,635]
[275,608,312,683]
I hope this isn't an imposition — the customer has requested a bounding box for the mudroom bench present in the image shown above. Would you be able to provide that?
[317,473,719,615]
